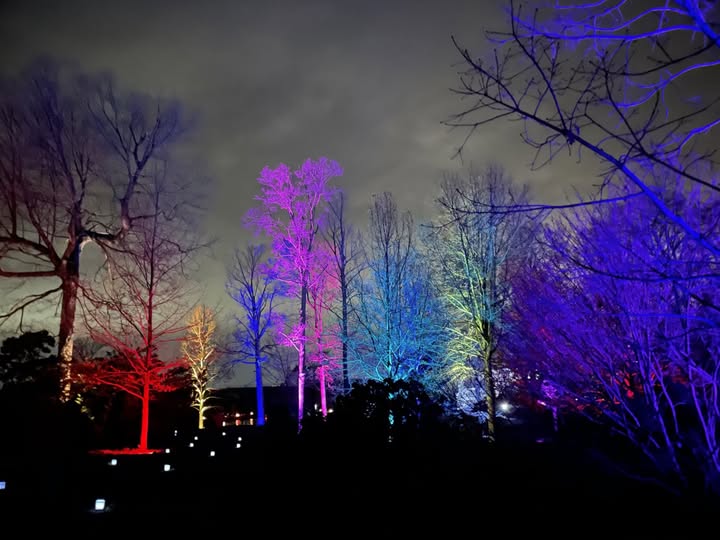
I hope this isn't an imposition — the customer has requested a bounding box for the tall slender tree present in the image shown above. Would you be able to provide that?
[182,305,219,429]
[244,157,342,429]
[0,61,185,400]
[226,244,278,427]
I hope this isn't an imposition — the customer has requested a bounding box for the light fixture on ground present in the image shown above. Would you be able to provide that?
[0,481,6,490]
[165,448,170,454]
[94,499,106,512]
[237,436,242,441]
[194,435,198,440]
[236,443,241,448]
[109,459,117,466]
[209,450,215,457]
[189,442,194,448]
[164,464,171,472]
[222,432,226,436]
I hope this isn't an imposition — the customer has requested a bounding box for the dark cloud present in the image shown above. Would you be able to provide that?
[1,0,589,383]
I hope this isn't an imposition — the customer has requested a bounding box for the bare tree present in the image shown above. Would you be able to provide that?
[0,60,185,399]
[449,0,720,256]
[226,244,278,427]
[77,169,200,450]
[182,305,220,430]
[427,165,535,441]
[322,191,362,392]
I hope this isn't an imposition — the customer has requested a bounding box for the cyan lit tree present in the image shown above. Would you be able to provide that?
[226,244,278,426]
[244,157,342,428]
[0,60,185,400]
[353,192,445,383]
[427,166,535,440]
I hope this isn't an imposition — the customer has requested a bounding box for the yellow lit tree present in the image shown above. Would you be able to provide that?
[182,305,219,429]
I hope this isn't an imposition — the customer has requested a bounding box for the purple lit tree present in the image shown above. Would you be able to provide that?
[507,177,720,493]
[0,61,185,400]
[226,244,279,426]
[449,0,720,257]
[306,246,341,417]
[244,158,342,429]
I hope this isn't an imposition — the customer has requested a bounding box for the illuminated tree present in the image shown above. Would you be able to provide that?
[306,246,341,417]
[427,166,535,440]
[181,305,219,429]
[322,191,362,392]
[244,157,342,428]
[449,0,720,257]
[0,60,185,400]
[226,244,278,426]
[353,192,445,382]
[78,169,200,451]
[508,177,720,493]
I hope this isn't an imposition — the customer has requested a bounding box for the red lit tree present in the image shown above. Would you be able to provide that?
[244,157,342,429]
[78,169,201,450]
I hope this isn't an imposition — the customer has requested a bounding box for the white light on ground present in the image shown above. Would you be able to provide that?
[328,408,334,413]
[164,464,171,472]
[194,435,198,441]
[173,430,178,436]
[222,421,226,427]
[0,481,6,490]
[237,436,242,441]
[236,443,241,448]
[499,401,511,413]
[109,459,117,466]
[209,451,215,457]
[189,442,194,448]
[165,448,170,454]
[222,432,226,436]
[95,499,106,511]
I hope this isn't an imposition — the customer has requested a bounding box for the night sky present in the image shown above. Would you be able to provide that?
[0,0,593,382]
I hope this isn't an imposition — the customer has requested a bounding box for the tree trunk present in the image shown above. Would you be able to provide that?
[319,366,327,418]
[140,372,151,450]
[198,399,205,429]
[297,285,307,431]
[255,358,265,426]
[341,276,349,392]
[58,248,81,402]
[482,343,496,443]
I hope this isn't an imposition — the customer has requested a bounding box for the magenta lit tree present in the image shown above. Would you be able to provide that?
[306,246,341,417]
[244,157,342,429]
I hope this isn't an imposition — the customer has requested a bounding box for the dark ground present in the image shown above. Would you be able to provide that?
[1,423,716,537]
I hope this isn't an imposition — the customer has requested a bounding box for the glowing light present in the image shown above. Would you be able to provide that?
[174,430,178,436]
[165,448,170,454]
[109,459,117,466]
[0,481,5,490]
[499,401,511,413]
[236,443,241,448]
[235,413,240,418]
[328,408,334,413]
[237,436,242,441]
[222,432,226,436]
[193,435,198,440]
[189,442,194,448]
[95,499,106,511]
[209,450,215,457]
[222,421,226,427]
[163,464,171,472]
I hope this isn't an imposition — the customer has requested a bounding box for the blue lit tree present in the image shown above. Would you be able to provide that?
[226,244,278,427]
[351,192,446,383]
[449,0,720,257]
